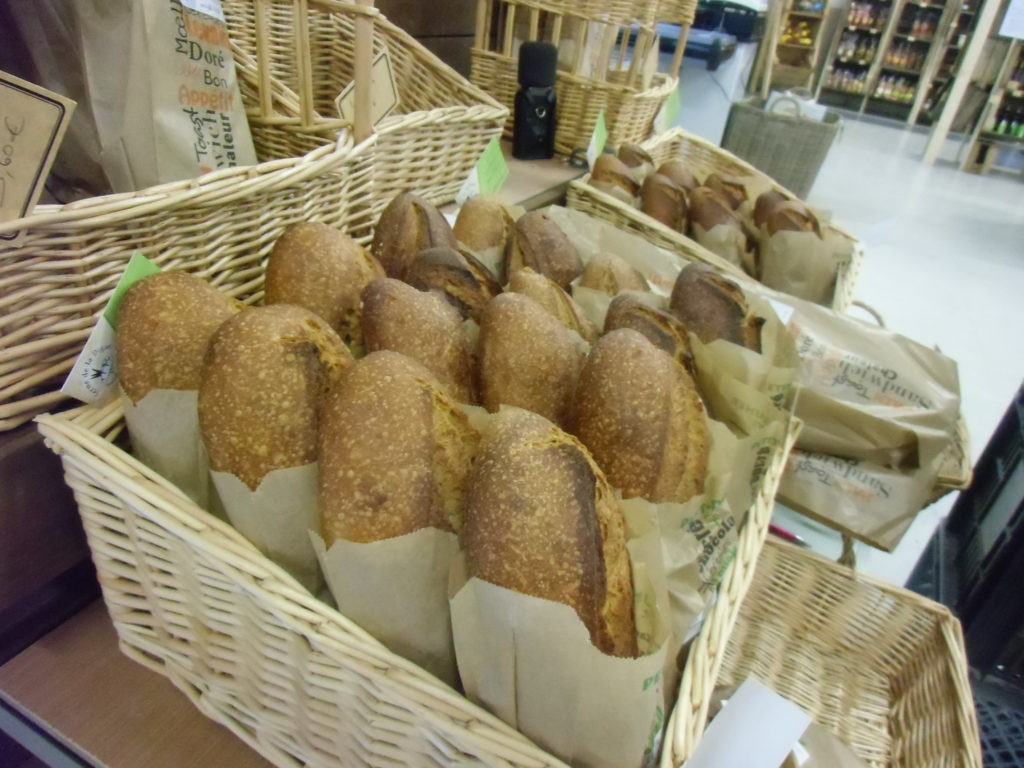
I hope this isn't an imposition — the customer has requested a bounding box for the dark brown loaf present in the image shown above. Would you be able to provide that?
[319,351,479,546]
[641,173,689,231]
[656,160,698,192]
[669,263,763,352]
[478,292,586,427]
[703,172,748,210]
[617,143,655,180]
[688,186,741,232]
[502,211,584,289]
[371,192,457,280]
[198,305,352,489]
[117,272,242,403]
[590,154,640,200]
[361,278,475,403]
[577,253,650,296]
[462,406,637,657]
[753,189,789,229]
[603,293,694,372]
[265,222,384,351]
[453,196,516,254]
[508,267,598,342]
[405,246,502,322]
[764,200,822,237]
[571,329,709,504]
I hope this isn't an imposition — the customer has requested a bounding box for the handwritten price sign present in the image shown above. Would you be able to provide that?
[0,71,76,244]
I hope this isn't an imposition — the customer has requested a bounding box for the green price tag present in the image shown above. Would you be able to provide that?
[665,88,681,126]
[586,110,608,169]
[103,251,161,327]
[476,137,509,196]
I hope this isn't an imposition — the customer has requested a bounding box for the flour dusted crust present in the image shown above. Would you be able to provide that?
[669,263,764,352]
[603,293,694,372]
[452,196,515,254]
[405,246,502,322]
[502,211,583,289]
[508,267,598,342]
[577,253,650,296]
[371,192,457,280]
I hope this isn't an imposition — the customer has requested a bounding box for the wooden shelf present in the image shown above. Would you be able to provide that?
[891,32,937,43]
[979,131,1024,145]
[881,63,925,75]
[778,41,816,49]
[835,56,874,65]
[846,24,885,33]
[869,93,915,104]
[789,10,826,18]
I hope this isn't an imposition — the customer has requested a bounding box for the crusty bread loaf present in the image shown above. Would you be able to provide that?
[590,154,640,201]
[508,267,598,342]
[688,186,741,232]
[319,351,479,546]
[117,272,242,403]
[641,173,688,231]
[462,406,637,657]
[577,253,650,296]
[656,160,698,192]
[478,292,586,427]
[764,200,822,237]
[405,246,502,322]
[198,305,352,489]
[361,278,475,403]
[453,196,516,254]
[703,172,748,210]
[753,189,788,229]
[618,143,655,181]
[265,221,384,351]
[503,211,584,289]
[603,292,694,372]
[669,263,763,352]
[371,192,457,279]
[571,329,708,504]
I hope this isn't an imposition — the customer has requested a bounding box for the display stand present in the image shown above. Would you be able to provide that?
[758,0,831,91]
[918,0,984,124]
[817,0,902,108]
[960,37,1024,172]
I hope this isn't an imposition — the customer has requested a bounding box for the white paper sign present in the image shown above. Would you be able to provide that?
[335,50,400,127]
[181,0,226,22]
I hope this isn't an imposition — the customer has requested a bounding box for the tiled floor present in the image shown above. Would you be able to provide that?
[670,43,1024,585]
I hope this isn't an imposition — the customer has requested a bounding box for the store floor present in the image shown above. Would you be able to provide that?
[667,43,1024,586]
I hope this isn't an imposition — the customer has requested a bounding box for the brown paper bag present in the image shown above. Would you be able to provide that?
[758,228,852,306]
[692,221,752,274]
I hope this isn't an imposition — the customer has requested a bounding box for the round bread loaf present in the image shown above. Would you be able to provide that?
[453,196,516,254]
[656,160,698,192]
[361,277,475,403]
[617,143,655,181]
[689,186,741,233]
[117,272,242,403]
[603,292,694,372]
[669,263,763,352]
[508,267,598,342]
[405,246,502,322]
[265,221,384,352]
[371,192,457,279]
[641,173,689,231]
[319,351,479,546]
[502,211,583,289]
[703,172,748,210]
[577,253,650,296]
[463,406,638,657]
[590,154,640,201]
[765,200,821,236]
[478,292,586,427]
[753,189,788,229]
[198,305,352,489]
[571,329,708,504]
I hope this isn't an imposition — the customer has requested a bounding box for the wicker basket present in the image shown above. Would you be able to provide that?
[36,396,799,768]
[721,98,841,200]
[565,126,864,312]
[223,0,508,211]
[669,537,982,767]
[0,135,375,433]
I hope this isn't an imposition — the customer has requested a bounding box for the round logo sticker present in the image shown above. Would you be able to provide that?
[80,343,116,398]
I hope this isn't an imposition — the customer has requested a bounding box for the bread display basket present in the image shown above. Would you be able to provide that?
[565,126,865,313]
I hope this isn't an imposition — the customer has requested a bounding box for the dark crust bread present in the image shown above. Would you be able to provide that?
[617,143,655,170]
[703,172,748,210]
[753,189,789,229]
[452,197,516,253]
[265,221,384,351]
[641,173,689,231]
[577,253,650,296]
[117,272,242,403]
[508,267,598,342]
[571,329,708,504]
[371,192,457,280]
[669,263,763,352]
[319,351,478,545]
[361,278,476,403]
[405,246,502,322]
[603,293,694,373]
[463,407,638,657]
[502,211,584,289]
[591,153,640,198]
[656,160,699,192]
[765,200,822,237]
[688,186,741,233]
[478,292,586,427]
[198,304,352,489]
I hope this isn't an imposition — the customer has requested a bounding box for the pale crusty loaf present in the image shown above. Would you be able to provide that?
[478,292,586,427]
[669,263,763,352]
[361,278,475,403]
[590,154,639,202]
[603,292,694,372]
[508,267,598,342]
[371,192,457,279]
[571,329,709,504]
[462,406,638,657]
[452,196,516,254]
[405,246,502,322]
[319,351,479,546]
[198,305,352,489]
[117,272,242,403]
[503,211,583,289]
[577,253,650,296]
[265,221,384,351]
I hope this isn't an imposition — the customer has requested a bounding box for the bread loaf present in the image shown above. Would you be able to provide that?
[453,196,516,254]
[198,305,352,489]
[590,154,640,202]
[265,221,384,351]
[669,263,763,352]
[603,293,694,372]
[405,246,502,321]
[319,351,478,546]
[478,292,586,427]
[503,211,583,289]
[764,200,822,237]
[361,278,475,403]
[641,173,688,231]
[371,192,457,279]
[703,172,748,210]
[508,267,598,342]
[462,407,637,657]
[571,329,708,503]
[117,272,242,403]
[753,189,788,229]
[656,160,698,192]
[618,143,655,182]
[688,186,740,233]
[577,253,650,296]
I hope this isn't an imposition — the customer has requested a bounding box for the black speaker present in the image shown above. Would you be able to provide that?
[513,42,558,160]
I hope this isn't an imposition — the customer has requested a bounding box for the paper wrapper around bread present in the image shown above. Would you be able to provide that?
[692,222,753,276]
[758,228,852,306]
[122,388,214,510]
[210,464,323,594]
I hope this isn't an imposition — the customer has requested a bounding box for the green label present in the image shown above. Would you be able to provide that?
[103,251,160,327]
[476,137,509,196]
[586,110,608,169]
[665,88,681,126]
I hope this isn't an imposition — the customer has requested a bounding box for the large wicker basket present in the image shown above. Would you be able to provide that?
[566,126,864,312]
[36,401,799,768]
[669,537,982,767]
[223,0,508,211]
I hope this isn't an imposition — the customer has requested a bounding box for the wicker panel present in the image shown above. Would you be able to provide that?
[0,138,375,432]
[678,539,982,768]
[656,0,698,26]
[482,0,656,26]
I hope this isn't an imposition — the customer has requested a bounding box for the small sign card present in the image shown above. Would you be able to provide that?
[456,136,509,205]
[335,50,401,128]
[586,110,608,170]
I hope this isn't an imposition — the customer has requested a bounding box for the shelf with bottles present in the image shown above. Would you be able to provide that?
[871,74,919,102]
[766,0,830,90]
[961,39,1023,175]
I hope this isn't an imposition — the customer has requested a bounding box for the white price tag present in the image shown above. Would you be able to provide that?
[181,0,226,22]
